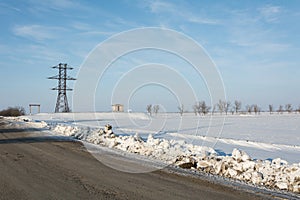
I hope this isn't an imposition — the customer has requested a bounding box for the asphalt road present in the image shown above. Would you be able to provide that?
[0,119,272,200]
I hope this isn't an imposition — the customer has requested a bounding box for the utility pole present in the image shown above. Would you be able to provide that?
[48,63,76,113]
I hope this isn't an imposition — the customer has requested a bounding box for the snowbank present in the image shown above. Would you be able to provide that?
[50,123,300,194]
[2,116,48,129]
[52,124,217,164]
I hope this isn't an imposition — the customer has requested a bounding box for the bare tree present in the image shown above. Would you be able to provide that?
[277,105,283,114]
[193,102,202,115]
[269,104,273,114]
[178,104,184,116]
[285,104,293,113]
[246,105,252,114]
[224,101,231,115]
[253,104,260,115]
[199,101,210,115]
[217,100,225,115]
[146,104,152,116]
[217,100,230,115]
[153,105,160,115]
[233,100,242,114]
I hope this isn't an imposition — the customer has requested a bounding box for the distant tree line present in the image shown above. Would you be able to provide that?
[185,101,299,116]
[0,107,26,117]
[146,101,300,116]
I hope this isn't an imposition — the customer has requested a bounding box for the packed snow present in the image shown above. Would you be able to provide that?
[17,112,300,194]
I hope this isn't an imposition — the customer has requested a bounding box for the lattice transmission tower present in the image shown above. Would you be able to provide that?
[48,63,76,113]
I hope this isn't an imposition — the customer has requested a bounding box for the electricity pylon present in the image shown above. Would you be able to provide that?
[48,63,76,113]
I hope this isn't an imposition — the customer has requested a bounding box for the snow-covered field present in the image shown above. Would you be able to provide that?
[22,112,300,194]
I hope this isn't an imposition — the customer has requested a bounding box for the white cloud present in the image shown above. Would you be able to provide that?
[28,0,84,11]
[46,0,80,10]
[27,44,68,60]
[0,2,21,12]
[258,5,282,23]
[0,42,68,66]
[187,16,218,25]
[209,5,295,81]
[70,22,114,35]
[224,6,290,55]
[79,31,115,37]
[70,22,92,31]
[13,24,65,41]
[146,0,219,25]
[148,1,174,13]
[26,0,91,19]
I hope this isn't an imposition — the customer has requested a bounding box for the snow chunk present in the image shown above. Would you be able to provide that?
[232,148,251,162]
[251,171,263,185]
[272,158,288,167]
[276,181,288,190]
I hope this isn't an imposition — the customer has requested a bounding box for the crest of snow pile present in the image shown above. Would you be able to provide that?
[6,117,48,129]
[50,123,216,164]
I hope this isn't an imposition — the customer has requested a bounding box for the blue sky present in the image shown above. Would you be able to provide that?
[1,0,300,113]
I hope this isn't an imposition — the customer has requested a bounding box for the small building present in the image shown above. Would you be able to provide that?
[112,104,124,112]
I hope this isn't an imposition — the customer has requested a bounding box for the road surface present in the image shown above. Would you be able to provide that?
[0,119,276,200]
